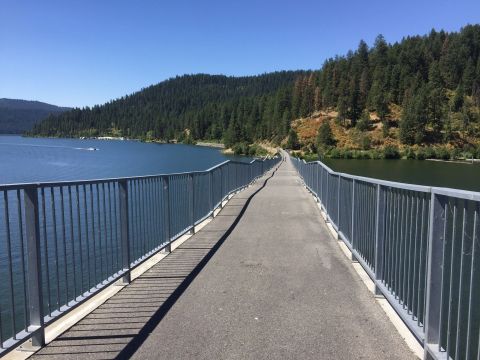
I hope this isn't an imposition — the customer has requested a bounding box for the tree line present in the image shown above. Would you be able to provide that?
[31,25,480,149]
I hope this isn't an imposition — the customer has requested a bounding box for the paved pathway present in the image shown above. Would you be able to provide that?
[32,158,416,359]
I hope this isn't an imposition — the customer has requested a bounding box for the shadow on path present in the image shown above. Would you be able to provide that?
[31,165,280,360]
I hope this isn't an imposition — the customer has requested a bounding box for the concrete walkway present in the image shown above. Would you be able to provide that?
[32,158,416,359]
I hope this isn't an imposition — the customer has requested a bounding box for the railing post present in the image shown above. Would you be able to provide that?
[220,166,224,209]
[163,176,171,253]
[325,171,329,215]
[24,186,45,347]
[209,171,214,218]
[234,164,237,192]
[118,180,131,284]
[337,175,341,227]
[189,174,195,234]
[351,179,356,248]
[374,184,385,296]
[319,165,323,206]
[424,191,446,359]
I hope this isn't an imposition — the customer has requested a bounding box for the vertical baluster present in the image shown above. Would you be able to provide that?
[163,176,171,253]
[374,184,385,296]
[190,174,195,234]
[83,185,91,291]
[351,180,356,248]
[220,167,224,209]
[75,185,84,295]
[59,187,69,302]
[113,182,119,271]
[3,191,16,339]
[50,188,60,311]
[465,204,479,359]
[68,187,77,300]
[209,171,214,218]
[118,180,131,284]
[95,184,103,283]
[107,183,114,275]
[102,183,108,277]
[424,191,447,359]
[155,178,162,247]
[142,179,148,256]
[41,188,52,316]
[24,186,45,346]
[89,184,97,286]
[16,190,28,331]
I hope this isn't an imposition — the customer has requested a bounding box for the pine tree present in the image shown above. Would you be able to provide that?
[317,121,336,148]
[286,129,300,150]
[348,76,361,127]
[314,87,322,112]
[337,96,348,125]
[400,86,428,145]
[300,75,315,117]
[452,84,464,112]
[291,78,303,118]
[463,58,476,95]
[427,62,446,138]
[356,109,370,131]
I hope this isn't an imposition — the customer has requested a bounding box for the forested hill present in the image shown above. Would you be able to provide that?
[30,72,307,144]
[0,99,70,134]
[32,25,480,154]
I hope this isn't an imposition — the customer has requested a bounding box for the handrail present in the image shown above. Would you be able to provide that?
[0,158,272,190]
[291,153,480,360]
[0,155,281,356]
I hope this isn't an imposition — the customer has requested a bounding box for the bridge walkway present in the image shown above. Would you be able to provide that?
[31,158,416,359]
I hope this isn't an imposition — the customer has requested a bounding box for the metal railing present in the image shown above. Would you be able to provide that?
[291,155,480,360]
[0,155,280,356]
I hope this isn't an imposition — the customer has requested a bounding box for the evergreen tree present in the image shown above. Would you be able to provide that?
[286,129,300,149]
[317,121,336,148]
[356,109,371,131]
[452,84,465,112]
[427,62,446,138]
[314,87,322,112]
[337,96,348,125]
[400,86,429,145]
[348,76,362,127]
[463,58,476,95]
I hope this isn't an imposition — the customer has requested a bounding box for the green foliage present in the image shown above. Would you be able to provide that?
[31,72,306,142]
[452,84,465,112]
[317,121,336,148]
[435,146,451,160]
[286,129,300,150]
[382,145,401,159]
[400,86,429,145]
[232,142,249,156]
[247,144,268,157]
[403,147,416,159]
[182,133,196,145]
[356,110,371,131]
[415,148,427,160]
[30,25,480,152]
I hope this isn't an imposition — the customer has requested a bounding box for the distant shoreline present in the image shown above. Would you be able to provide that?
[426,158,480,165]
[195,141,225,149]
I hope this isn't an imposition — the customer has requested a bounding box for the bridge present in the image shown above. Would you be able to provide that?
[0,152,479,360]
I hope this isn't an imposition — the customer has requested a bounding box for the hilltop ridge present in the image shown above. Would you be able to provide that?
[0,99,70,134]
[30,25,480,157]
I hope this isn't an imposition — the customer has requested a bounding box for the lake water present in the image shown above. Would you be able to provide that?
[324,158,480,192]
[0,135,239,184]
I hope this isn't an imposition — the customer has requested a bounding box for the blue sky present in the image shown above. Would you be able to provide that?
[1,0,479,107]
